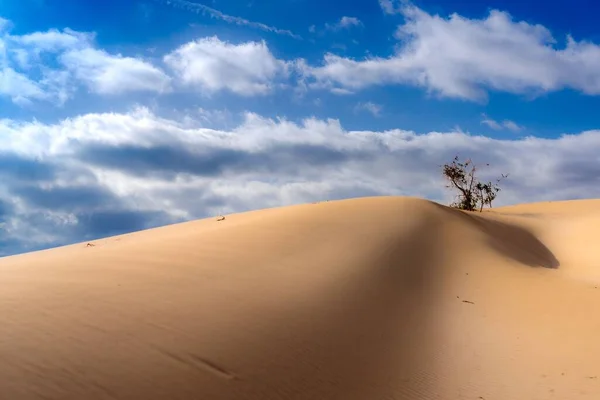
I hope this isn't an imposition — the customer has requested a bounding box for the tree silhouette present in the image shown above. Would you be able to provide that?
[442,156,508,212]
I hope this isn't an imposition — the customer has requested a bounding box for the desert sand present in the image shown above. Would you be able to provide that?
[1,196,600,399]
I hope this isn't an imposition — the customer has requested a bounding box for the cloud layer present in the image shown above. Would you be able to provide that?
[5,4,600,105]
[0,107,599,256]
[2,5,600,257]
[304,6,600,101]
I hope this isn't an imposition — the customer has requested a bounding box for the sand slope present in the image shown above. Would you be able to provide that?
[1,196,600,399]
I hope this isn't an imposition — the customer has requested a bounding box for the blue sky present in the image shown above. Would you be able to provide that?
[0,0,600,256]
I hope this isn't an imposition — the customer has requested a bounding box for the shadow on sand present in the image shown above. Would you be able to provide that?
[435,204,560,269]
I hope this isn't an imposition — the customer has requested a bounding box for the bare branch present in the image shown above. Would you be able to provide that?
[441,156,508,212]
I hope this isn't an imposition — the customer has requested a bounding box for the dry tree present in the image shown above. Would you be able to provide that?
[442,156,508,212]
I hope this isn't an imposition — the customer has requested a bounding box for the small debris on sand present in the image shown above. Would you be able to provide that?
[462,300,475,305]
[216,216,226,222]
[85,243,95,247]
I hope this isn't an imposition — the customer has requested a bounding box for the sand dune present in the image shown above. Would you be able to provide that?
[2,196,600,399]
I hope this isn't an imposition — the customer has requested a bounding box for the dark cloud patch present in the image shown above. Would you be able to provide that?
[278,144,362,166]
[76,142,371,178]
[0,207,175,258]
[0,153,56,181]
[0,238,35,258]
[554,158,600,185]
[75,209,174,240]
[77,144,249,178]
[157,187,230,217]
[0,208,71,257]
[326,186,384,202]
[0,199,13,223]
[0,239,74,258]
[13,185,117,211]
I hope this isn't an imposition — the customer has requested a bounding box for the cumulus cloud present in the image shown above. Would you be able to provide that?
[355,101,383,117]
[60,48,171,94]
[164,36,288,96]
[1,107,599,256]
[304,5,600,101]
[481,114,524,132]
[2,20,297,102]
[0,22,171,104]
[6,4,600,105]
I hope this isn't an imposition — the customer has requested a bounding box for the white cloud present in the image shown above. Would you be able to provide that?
[11,28,92,52]
[3,20,298,103]
[326,16,363,31]
[355,101,383,117]
[0,28,87,105]
[39,69,75,105]
[1,107,600,255]
[164,36,288,96]
[304,5,600,101]
[481,115,502,130]
[503,120,523,132]
[481,114,523,132]
[330,87,354,95]
[0,22,171,102]
[60,48,171,94]
[151,0,301,39]
[0,67,47,105]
